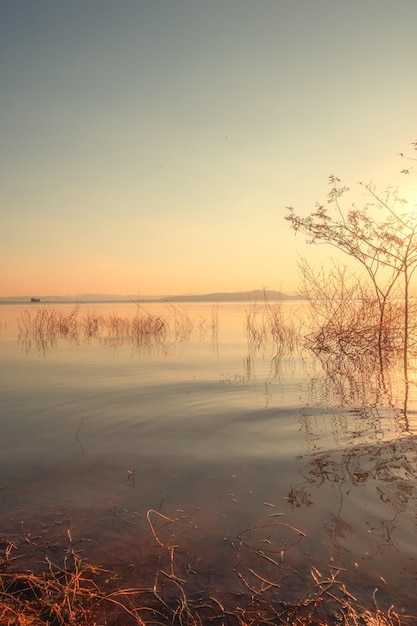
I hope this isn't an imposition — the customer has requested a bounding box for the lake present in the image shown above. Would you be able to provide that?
[1,300,417,619]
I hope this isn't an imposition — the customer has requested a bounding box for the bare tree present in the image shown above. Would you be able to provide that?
[399,138,417,175]
[286,173,417,374]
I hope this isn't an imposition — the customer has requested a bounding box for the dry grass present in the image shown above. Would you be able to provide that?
[166,305,194,344]
[18,300,304,358]
[245,292,300,356]
[1,514,413,626]
[17,305,195,353]
[18,306,80,345]
[297,261,417,367]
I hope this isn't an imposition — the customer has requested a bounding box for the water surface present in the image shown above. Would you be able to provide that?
[1,301,417,613]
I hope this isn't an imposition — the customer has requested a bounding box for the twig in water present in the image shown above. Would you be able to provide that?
[75,414,85,457]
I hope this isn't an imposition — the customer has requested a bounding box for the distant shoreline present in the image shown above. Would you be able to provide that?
[0,290,300,305]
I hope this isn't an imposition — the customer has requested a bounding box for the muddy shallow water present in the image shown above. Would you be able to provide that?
[1,301,417,616]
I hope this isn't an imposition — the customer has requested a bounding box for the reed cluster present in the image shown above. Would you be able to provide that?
[103,311,168,344]
[17,305,191,351]
[166,305,194,343]
[299,262,417,368]
[18,305,80,343]
[245,296,300,356]
[305,297,403,362]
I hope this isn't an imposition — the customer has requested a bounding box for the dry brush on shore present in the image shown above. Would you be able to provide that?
[0,512,413,626]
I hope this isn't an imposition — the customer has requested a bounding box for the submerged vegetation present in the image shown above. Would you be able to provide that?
[297,261,417,368]
[17,304,207,357]
[17,296,299,358]
[17,304,169,351]
[1,512,413,626]
[245,296,299,356]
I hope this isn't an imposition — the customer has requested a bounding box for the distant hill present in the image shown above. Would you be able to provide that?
[159,290,297,302]
[0,290,299,304]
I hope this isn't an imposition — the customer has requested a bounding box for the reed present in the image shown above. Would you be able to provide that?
[298,261,417,367]
[18,305,80,342]
[211,302,219,344]
[245,302,268,348]
[166,304,194,343]
[130,311,168,345]
[245,293,300,356]
[81,310,103,338]
[17,305,190,351]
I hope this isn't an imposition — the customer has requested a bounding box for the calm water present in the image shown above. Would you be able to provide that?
[1,301,417,614]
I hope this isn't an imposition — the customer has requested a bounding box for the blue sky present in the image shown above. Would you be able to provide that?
[2,1,417,296]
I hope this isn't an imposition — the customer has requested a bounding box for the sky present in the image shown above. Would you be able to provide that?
[2,1,417,297]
